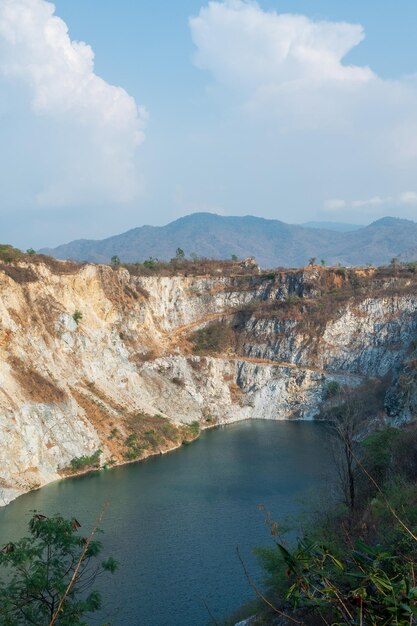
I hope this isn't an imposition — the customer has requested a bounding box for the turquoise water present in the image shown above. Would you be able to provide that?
[0,420,332,626]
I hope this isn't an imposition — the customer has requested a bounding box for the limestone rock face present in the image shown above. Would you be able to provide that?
[0,262,416,504]
[385,341,417,424]
[243,296,417,376]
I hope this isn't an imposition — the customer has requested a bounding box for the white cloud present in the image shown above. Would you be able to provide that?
[324,199,347,211]
[399,191,417,205]
[190,0,373,90]
[188,1,417,137]
[189,0,376,131]
[0,0,147,208]
[188,1,417,222]
[324,192,417,213]
[351,196,387,209]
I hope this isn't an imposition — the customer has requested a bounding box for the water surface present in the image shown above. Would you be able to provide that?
[0,420,331,626]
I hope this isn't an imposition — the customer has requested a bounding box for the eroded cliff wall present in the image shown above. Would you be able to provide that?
[1,261,416,504]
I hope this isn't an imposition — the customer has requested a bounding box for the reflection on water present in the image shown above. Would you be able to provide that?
[0,420,332,626]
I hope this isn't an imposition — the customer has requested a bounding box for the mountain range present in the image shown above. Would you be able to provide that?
[40,213,417,268]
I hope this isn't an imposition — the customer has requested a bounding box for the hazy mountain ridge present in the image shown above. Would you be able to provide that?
[301,221,362,232]
[40,213,417,268]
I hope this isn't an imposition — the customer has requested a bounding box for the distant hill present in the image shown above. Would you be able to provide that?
[301,221,362,233]
[40,213,417,268]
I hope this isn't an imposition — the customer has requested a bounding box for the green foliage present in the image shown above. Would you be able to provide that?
[231,254,238,261]
[123,433,145,460]
[72,310,83,324]
[406,261,417,273]
[181,421,200,444]
[122,257,257,278]
[175,247,185,259]
[110,255,120,266]
[361,427,417,493]
[124,449,139,461]
[308,257,317,266]
[125,433,138,447]
[190,321,234,353]
[0,512,117,625]
[26,248,36,256]
[325,380,341,398]
[0,244,23,263]
[251,418,417,625]
[188,421,200,437]
[108,427,120,440]
[362,427,402,481]
[286,293,300,305]
[143,429,160,448]
[70,449,102,471]
[268,533,417,626]
[143,256,159,269]
[320,259,326,266]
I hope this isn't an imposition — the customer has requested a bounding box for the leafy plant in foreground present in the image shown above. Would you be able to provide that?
[0,512,117,626]
[272,533,417,625]
[253,423,417,625]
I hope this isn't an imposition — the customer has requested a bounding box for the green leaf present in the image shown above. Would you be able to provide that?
[102,556,119,573]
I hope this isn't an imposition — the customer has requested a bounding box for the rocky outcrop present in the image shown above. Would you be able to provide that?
[242,296,417,376]
[0,261,416,504]
[385,341,417,423]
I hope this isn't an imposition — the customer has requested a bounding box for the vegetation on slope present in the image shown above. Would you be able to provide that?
[231,385,417,626]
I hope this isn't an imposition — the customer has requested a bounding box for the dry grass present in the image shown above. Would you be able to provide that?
[190,320,236,354]
[122,412,188,460]
[9,357,67,404]
[0,264,38,284]
[229,382,245,405]
[82,382,127,414]
[122,257,259,278]
[70,388,123,459]
[130,348,159,365]
[29,255,82,275]
[71,386,188,464]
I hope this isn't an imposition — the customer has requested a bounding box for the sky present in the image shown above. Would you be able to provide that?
[1,0,417,249]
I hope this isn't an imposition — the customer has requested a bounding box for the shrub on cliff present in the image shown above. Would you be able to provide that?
[0,512,117,626]
[190,321,235,354]
[72,310,83,325]
[70,449,102,471]
[0,243,23,263]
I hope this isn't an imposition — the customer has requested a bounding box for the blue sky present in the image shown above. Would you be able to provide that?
[1,0,417,248]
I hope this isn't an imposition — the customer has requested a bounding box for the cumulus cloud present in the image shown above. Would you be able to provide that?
[189,1,417,221]
[0,0,146,208]
[189,0,377,129]
[190,0,373,89]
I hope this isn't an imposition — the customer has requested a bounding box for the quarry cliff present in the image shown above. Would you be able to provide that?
[1,259,416,505]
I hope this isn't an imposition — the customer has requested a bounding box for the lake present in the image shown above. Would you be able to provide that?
[0,420,332,626]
